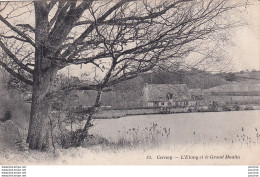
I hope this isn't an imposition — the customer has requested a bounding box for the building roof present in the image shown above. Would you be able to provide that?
[204,83,260,92]
[203,83,260,96]
[188,88,203,95]
[143,84,190,102]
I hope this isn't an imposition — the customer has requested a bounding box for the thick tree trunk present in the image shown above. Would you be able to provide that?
[26,89,51,151]
[26,69,57,151]
[26,2,56,151]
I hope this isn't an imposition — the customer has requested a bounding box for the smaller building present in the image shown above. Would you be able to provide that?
[203,83,260,105]
[142,84,190,107]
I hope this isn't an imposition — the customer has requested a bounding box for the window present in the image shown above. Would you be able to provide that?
[167,93,173,100]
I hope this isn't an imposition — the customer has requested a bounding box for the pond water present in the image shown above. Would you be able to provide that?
[90,110,260,149]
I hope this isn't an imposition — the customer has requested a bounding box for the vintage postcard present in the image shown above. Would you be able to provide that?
[0,0,259,165]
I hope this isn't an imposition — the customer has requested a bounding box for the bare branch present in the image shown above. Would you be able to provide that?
[47,1,57,13]
[0,15,35,47]
[0,60,33,85]
[61,0,129,58]
[0,33,28,42]
[49,2,65,27]
[0,40,34,74]
[16,24,35,33]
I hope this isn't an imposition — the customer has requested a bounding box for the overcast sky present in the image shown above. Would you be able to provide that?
[230,0,260,71]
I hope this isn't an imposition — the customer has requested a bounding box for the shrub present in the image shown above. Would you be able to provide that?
[244,105,254,110]
[233,104,241,111]
[222,104,231,111]
[0,82,30,139]
[57,129,88,149]
[207,102,219,112]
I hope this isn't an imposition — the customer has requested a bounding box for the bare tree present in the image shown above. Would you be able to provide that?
[0,0,245,151]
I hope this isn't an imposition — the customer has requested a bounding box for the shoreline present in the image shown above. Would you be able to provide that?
[93,104,260,119]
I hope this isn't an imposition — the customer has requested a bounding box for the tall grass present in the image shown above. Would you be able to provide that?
[100,123,171,150]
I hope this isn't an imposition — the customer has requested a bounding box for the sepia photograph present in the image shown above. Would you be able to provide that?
[0,0,259,166]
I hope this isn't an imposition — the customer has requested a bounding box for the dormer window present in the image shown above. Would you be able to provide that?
[167,93,173,100]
